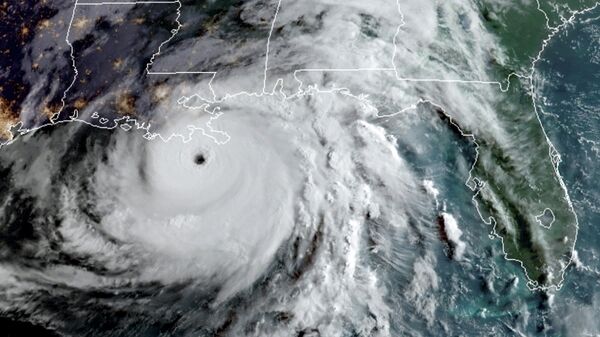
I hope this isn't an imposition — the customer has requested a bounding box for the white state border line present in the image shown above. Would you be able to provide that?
[261,0,282,94]
[148,71,215,74]
[292,69,509,89]
[259,0,513,99]
[50,0,80,123]
[140,0,220,102]
[258,0,596,293]
[77,1,178,5]
[2,0,599,294]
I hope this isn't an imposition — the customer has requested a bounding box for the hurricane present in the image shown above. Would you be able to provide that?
[1,0,599,336]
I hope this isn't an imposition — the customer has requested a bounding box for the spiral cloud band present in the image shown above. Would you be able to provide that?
[0,0,586,335]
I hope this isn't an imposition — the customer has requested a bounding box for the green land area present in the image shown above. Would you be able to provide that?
[467,0,598,288]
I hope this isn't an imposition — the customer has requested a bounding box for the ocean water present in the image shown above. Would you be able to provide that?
[382,7,600,336]
[382,102,551,336]
[1,2,598,336]
[533,6,600,336]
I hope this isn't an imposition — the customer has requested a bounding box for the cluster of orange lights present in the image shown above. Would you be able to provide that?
[116,92,136,115]
[0,97,19,140]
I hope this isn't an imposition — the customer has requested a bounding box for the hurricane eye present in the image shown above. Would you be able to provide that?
[194,154,206,165]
